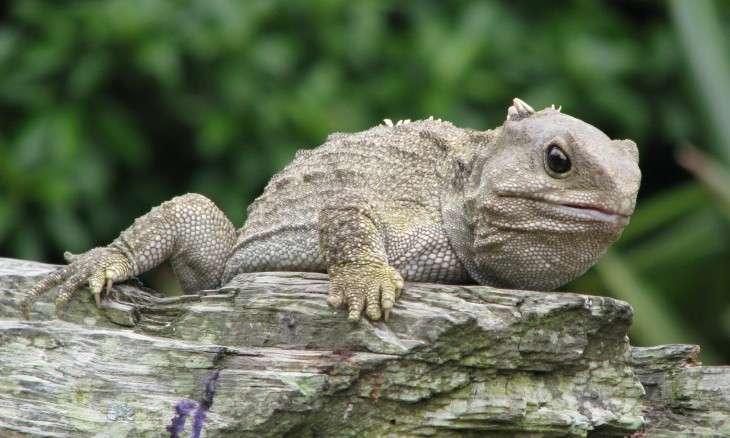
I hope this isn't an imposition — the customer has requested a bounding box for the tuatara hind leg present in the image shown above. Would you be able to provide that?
[21,193,236,317]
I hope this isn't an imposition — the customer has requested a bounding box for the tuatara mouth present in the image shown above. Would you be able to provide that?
[502,193,632,223]
[506,194,631,223]
[552,203,628,223]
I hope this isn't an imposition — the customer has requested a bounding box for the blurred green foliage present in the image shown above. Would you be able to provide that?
[1,1,729,363]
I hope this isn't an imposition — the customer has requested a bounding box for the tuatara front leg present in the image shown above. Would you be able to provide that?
[21,193,237,317]
[318,195,405,322]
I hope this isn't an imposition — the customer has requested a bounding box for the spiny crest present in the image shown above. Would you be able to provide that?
[506,98,562,122]
[507,98,535,121]
[382,115,443,128]
[382,118,412,127]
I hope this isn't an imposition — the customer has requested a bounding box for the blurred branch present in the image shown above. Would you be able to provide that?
[669,0,730,163]
[676,144,730,221]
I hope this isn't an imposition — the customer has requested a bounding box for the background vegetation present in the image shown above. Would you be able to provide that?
[1,0,729,363]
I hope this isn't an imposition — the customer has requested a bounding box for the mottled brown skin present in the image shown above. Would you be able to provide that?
[21,99,641,322]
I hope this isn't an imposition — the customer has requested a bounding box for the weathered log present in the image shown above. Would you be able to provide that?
[0,257,727,437]
[630,344,730,436]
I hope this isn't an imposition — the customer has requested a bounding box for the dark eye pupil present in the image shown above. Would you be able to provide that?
[546,144,571,174]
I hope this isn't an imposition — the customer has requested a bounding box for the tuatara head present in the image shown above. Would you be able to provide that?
[452,98,641,290]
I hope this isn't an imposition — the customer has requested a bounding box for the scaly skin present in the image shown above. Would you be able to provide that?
[21,99,641,322]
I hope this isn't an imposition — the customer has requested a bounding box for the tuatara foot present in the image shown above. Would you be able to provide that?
[21,246,134,318]
[326,262,404,322]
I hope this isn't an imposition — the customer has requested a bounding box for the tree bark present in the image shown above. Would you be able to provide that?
[0,258,728,437]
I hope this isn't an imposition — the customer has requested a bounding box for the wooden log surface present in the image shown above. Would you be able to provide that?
[0,257,728,437]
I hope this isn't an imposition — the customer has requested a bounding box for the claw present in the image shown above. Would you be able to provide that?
[383,309,390,322]
[96,278,114,307]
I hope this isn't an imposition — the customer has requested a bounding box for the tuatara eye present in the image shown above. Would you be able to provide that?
[545,143,571,176]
